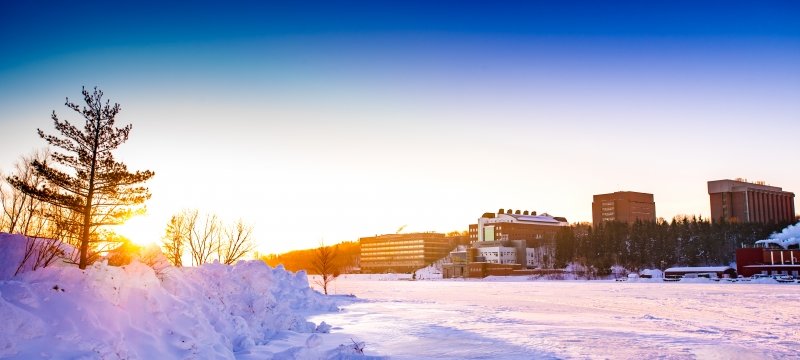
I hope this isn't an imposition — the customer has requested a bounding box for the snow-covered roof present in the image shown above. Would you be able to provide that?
[664,266,734,273]
[512,215,560,223]
[755,238,799,250]
[743,264,800,268]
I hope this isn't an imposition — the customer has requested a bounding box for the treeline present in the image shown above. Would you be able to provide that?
[555,217,791,275]
[261,241,360,275]
[161,209,256,267]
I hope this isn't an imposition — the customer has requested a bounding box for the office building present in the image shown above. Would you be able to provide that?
[359,232,453,273]
[592,191,656,227]
[708,179,795,224]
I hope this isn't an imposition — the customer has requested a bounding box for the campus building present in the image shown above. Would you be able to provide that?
[592,191,656,227]
[708,179,795,224]
[465,209,569,270]
[469,209,568,246]
[359,232,454,273]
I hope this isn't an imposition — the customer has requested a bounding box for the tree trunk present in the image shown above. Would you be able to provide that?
[79,114,101,269]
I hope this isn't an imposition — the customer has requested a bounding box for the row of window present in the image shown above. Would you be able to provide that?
[361,240,425,247]
[362,245,424,252]
[361,255,427,261]
[485,260,517,264]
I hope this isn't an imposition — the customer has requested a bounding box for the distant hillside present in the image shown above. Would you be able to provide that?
[261,241,360,274]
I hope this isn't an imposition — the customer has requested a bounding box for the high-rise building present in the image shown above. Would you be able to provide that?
[708,179,795,224]
[592,191,656,227]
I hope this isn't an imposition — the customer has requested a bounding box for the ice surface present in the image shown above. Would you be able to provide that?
[310,276,800,359]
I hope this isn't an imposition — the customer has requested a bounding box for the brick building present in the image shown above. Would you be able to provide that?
[708,179,795,224]
[468,209,567,246]
[467,209,569,269]
[592,191,656,227]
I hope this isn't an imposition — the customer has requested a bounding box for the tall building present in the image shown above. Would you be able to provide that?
[592,191,656,227]
[708,179,795,224]
[359,232,453,273]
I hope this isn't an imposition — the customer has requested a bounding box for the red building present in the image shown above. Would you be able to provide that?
[592,191,656,227]
[468,209,568,246]
[736,247,800,278]
[708,179,795,224]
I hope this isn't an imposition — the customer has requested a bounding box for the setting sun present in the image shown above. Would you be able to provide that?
[114,215,162,246]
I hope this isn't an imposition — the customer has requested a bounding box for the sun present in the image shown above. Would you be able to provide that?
[115,215,162,246]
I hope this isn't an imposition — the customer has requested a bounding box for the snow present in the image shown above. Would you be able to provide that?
[0,233,372,359]
[664,266,733,273]
[312,276,800,359]
[5,231,800,359]
[0,233,73,280]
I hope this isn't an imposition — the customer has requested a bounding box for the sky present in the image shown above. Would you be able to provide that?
[1,1,799,254]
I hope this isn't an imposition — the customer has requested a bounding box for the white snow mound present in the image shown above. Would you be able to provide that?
[0,233,342,359]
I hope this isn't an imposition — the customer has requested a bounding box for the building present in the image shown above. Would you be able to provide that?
[592,191,656,227]
[469,209,567,246]
[735,236,800,278]
[467,209,568,269]
[475,246,517,265]
[663,266,737,280]
[708,179,795,224]
[359,232,454,273]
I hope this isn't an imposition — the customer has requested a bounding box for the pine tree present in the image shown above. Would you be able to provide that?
[7,87,154,269]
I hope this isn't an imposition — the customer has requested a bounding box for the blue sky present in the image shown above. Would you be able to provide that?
[1,1,799,252]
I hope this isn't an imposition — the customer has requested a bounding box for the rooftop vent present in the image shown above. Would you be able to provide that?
[523,210,529,215]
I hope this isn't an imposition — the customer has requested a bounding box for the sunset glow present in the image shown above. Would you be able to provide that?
[2,2,800,359]
[1,1,798,255]
[114,215,162,246]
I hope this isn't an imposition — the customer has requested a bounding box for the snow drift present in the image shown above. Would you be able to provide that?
[0,233,361,359]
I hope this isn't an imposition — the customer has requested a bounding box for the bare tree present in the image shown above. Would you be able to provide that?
[6,87,155,269]
[1,150,50,235]
[218,218,255,265]
[1,151,72,275]
[164,209,259,266]
[162,214,188,267]
[312,241,340,295]
[189,211,220,266]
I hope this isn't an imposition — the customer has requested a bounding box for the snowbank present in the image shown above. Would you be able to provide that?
[0,233,72,280]
[0,233,369,359]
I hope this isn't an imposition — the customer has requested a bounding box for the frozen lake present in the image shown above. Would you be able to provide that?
[310,277,800,359]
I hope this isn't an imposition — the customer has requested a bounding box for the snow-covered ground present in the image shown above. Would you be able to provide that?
[4,231,799,359]
[310,276,800,359]
[0,233,371,359]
